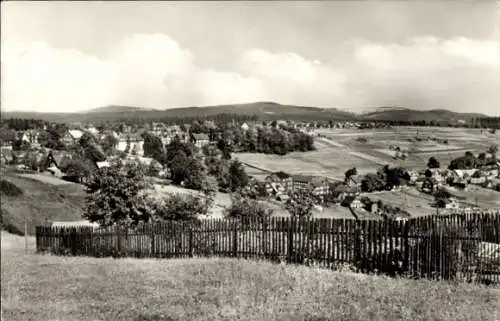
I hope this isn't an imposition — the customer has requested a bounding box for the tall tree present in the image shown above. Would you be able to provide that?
[100,134,119,155]
[229,159,249,192]
[83,162,151,227]
[142,132,164,163]
[427,157,440,169]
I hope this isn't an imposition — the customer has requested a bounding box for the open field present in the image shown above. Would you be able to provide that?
[236,147,380,181]
[2,231,498,321]
[317,127,498,169]
[236,127,499,213]
[237,127,498,180]
[366,189,437,217]
[447,186,500,209]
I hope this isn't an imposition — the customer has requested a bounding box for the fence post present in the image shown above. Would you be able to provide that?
[232,220,238,257]
[287,218,295,263]
[189,225,194,258]
[116,226,121,256]
[151,223,156,257]
[403,220,410,273]
[354,221,362,268]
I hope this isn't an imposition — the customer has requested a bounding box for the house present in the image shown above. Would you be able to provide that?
[291,174,330,196]
[310,181,330,196]
[96,161,111,169]
[86,127,99,136]
[190,133,210,148]
[330,183,358,202]
[350,199,363,209]
[23,130,39,144]
[265,171,293,191]
[116,134,129,152]
[46,164,64,177]
[453,169,477,180]
[61,130,84,146]
[241,122,250,131]
[14,131,30,144]
[128,133,145,156]
[292,174,316,191]
[408,171,419,185]
[266,182,285,196]
[470,176,486,185]
[100,130,119,140]
[116,133,144,155]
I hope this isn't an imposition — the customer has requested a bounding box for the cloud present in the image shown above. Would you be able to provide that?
[1,41,115,112]
[1,34,499,115]
[347,37,500,113]
[237,49,346,106]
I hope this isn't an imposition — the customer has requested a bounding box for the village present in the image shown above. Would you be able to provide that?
[1,117,499,222]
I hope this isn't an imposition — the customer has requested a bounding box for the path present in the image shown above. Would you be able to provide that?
[317,137,391,167]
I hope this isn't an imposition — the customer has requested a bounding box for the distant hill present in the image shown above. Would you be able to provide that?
[0,102,488,124]
[79,105,157,114]
[360,107,487,123]
[1,102,357,123]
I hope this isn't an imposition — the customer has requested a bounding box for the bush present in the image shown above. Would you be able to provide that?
[151,193,207,221]
[0,179,23,196]
[225,193,273,221]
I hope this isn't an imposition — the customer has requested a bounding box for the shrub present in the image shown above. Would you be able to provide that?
[285,190,315,217]
[225,193,273,221]
[0,179,23,196]
[151,193,207,221]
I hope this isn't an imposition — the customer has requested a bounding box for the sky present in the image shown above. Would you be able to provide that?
[1,1,500,115]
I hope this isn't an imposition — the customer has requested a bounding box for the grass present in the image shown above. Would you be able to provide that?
[2,231,498,321]
[367,189,436,217]
[0,172,86,235]
[151,183,290,217]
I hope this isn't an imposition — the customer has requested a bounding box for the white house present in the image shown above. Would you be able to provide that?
[241,122,250,131]
[351,199,363,209]
[116,133,144,156]
[62,130,84,146]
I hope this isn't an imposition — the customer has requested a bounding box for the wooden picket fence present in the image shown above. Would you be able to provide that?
[36,213,500,283]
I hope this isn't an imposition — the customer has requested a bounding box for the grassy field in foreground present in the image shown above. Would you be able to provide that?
[2,232,498,321]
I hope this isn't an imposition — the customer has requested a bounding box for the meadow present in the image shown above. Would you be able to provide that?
[0,171,87,235]
[236,126,500,215]
[2,231,499,321]
[237,127,491,180]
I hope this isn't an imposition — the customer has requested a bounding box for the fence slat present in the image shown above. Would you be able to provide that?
[35,213,500,284]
